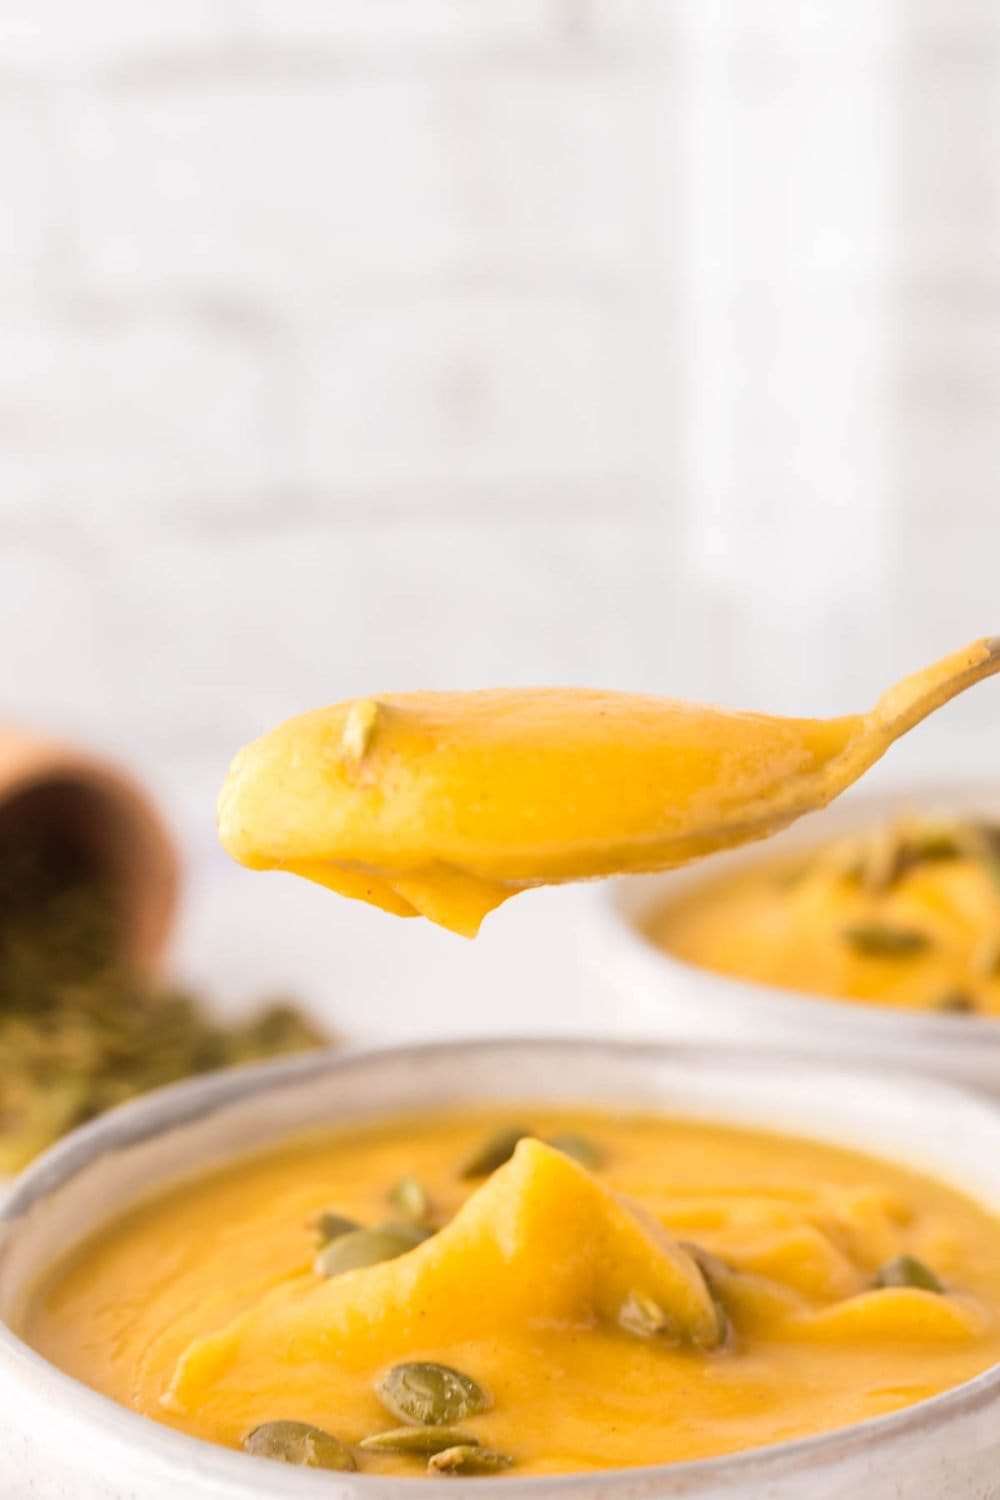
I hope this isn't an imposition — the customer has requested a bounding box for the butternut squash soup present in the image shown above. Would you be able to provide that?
[217,639,1000,935]
[22,1107,1000,1477]
[651,813,1000,1017]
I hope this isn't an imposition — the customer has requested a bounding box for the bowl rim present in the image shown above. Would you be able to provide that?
[4,1035,1000,1497]
[588,778,1000,1042]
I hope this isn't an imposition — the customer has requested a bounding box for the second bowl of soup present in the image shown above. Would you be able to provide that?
[589,786,1000,1091]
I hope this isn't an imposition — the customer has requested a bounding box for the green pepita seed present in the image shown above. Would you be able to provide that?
[315,1226,419,1278]
[619,1269,728,1351]
[934,990,976,1014]
[242,1420,355,1470]
[859,824,909,896]
[679,1241,734,1348]
[377,1362,491,1426]
[0,826,327,1175]
[460,1126,531,1179]
[547,1132,603,1169]
[841,923,931,958]
[427,1446,514,1477]
[389,1174,431,1224]
[374,1220,435,1245]
[966,823,1000,894]
[874,1254,944,1293]
[909,826,963,862]
[360,1426,480,1457]
[314,1210,360,1245]
[618,1291,677,1341]
[710,1296,731,1348]
[679,1240,732,1285]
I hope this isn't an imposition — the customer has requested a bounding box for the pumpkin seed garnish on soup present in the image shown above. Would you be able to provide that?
[389,1174,431,1224]
[547,1131,603,1169]
[841,923,931,958]
[243,1420,355,1470]
[360,1426,480,1457]
[377,1362,491,1426]
[427,1446,514,1476]
[315,1226,420,1278]
[460,1125,532,1179]
[875,1254,944,1293]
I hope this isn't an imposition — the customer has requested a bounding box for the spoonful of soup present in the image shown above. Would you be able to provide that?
[218,637,1000,936]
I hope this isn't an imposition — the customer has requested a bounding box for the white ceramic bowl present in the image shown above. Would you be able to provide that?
[2,1038,1000,1498]
[587,784,1000,1093]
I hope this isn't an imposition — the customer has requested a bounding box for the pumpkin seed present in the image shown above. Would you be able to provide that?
[427,1446,513,1477]
[841,923,930,958]
[618,1291,676,1341]
[389,1174,431,1224]
[547,1132,603,1169]
[619,1259,729,1351]
[859,822,909,895]
[934,990,976,1014]
[460,1126,531,1178]
[965,823,1000,894]
[340,698,382,774]
[314,1210,360,1245]
[679,1240,732,1284]
[909,825,963,862]
[840,818,963,894]
[374,1220,434,1246]
[315,1226,419,1278]
[679,1241,734,1348]
[709,1296,731,1347]
[360,1426,479,1457]
[243,1420,355,1470]
[874,1254,944,1293]
[377,1362,490,1426]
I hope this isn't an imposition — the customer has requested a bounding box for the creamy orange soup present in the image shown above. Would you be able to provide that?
[22,1107,1000,1477]
[217,640,1000,935]
[652,813,1000,1016]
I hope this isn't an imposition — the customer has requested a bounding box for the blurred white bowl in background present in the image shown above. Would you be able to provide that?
[586,784,1000,1094]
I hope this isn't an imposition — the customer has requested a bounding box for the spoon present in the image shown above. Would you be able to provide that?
[218,637,1000,936]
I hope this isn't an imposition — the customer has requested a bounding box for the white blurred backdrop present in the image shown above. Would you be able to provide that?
[1,2,998,1014]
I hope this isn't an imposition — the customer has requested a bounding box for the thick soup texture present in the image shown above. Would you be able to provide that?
[22,1108,1000,1478]
[216,640,1000,936]
[653,814,1000,1016]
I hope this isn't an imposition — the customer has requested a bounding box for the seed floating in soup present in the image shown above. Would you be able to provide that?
[20,1107,1000,1477]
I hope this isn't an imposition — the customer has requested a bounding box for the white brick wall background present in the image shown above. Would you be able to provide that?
[1,0,1000,869]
